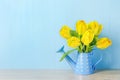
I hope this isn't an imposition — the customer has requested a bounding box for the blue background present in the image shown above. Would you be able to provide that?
[0,0,119,69]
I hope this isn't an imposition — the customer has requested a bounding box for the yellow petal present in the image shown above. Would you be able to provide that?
[76,20,87,35]
[96,38,112,49]
[81,30,94,45]
[59,25,71,39]
[96,24,103,35]
[67,37,80,48]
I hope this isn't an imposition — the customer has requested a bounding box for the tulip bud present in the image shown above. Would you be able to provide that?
[88,21,103,35]
[76,20,87,35]
[96,38,112,49]
[67,37,80,48]
[60,25,71,39]
[81,30,94,45]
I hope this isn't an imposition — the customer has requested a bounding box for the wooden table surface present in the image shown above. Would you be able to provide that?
[0,70,119,80]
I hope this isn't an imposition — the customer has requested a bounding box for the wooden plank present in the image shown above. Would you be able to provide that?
[0,70,119,80]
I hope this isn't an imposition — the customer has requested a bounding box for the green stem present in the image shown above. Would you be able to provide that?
[82,44,85,53]
[85,45,89,53]
[79,42,82,52]
[78,35,82,53]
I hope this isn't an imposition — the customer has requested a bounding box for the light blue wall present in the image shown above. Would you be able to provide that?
[0,0,119,69]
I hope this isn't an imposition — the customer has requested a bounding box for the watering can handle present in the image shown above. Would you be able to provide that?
[92,53,103,70]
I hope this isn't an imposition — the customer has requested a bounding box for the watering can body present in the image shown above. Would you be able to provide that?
[57,46,102,75]
[74,53,94,74]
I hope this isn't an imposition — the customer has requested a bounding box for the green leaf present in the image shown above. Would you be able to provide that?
[60,48,77,62]
[70,30,79,37]
[90,36,98,46]
[88,46,94,52]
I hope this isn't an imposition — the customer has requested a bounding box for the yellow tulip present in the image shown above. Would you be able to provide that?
[96,38,112,49]
[60,25,71,39]
[81,30,94,45]
[67,37,80,48]
[88,21,103,35]
[76,20,87,35]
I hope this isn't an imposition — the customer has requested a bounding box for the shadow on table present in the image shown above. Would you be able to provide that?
[70,70,108,80]
[94,69,108,74]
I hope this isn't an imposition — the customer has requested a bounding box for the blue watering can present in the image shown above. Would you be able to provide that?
[57,46,102,75]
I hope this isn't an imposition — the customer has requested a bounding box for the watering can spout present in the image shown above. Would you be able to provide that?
[57,46,76,70]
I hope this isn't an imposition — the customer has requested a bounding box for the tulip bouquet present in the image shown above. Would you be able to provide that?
[59,20,112,61]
